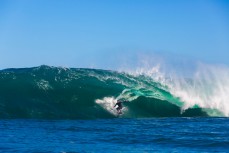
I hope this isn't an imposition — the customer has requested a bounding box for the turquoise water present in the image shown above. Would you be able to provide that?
[0,65,221,119]
[0,118,228,152]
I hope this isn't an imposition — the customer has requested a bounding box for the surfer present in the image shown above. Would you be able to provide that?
[114,99,128,114]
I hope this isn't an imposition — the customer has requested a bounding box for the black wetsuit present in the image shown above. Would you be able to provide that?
[115,102,123,110]
[114,101,123,113]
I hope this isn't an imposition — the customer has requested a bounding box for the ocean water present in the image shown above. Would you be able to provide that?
[0,65,226,119]
[0,118,228,153]
[0,65,229,152]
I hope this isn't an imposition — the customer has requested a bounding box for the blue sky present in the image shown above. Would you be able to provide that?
[0,0,228,69]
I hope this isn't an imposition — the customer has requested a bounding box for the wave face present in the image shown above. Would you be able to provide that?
[0,65,224,119]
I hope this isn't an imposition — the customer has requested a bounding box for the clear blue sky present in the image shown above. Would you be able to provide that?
[0,0,229,69]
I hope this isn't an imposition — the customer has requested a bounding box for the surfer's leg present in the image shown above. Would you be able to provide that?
[117,108,122,114]
[117,108,121,114]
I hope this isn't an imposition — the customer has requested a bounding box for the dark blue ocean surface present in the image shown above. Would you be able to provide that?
[0,118,228,153]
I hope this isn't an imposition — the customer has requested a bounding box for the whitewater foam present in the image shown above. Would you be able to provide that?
[95,97,116,114]
[169,64,229,116]
[36,79,53,91]
[125,63,229,117]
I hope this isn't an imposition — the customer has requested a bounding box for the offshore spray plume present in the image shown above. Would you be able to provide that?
[168,63,229,116]
[118,52,229,117]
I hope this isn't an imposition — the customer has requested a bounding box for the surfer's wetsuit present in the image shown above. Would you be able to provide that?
[114,101,123,114]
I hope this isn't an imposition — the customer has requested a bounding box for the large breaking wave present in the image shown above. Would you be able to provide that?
[0,65,227,119]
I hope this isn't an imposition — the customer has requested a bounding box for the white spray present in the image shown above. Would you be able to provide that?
[95,97,120,115]
[168,63,229,116]
[126,62,229,117]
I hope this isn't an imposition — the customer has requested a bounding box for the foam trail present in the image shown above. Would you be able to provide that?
[95,97,117,115]
[96,96,130,116]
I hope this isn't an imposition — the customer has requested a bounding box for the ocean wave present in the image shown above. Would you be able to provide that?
[0,65,225,119]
